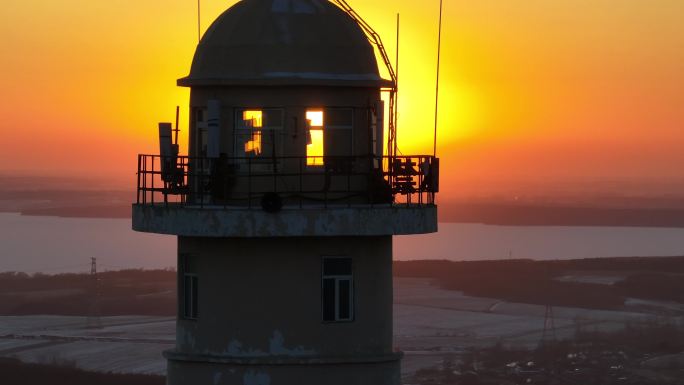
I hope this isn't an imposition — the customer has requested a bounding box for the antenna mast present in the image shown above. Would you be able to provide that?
[175,106,180,145]
[433,0,443,158]
[394,13,400,157]
[197,0,201,43]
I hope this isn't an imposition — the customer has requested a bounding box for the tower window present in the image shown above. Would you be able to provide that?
[322,257,354,322]
[306,110,324,167]
[195,107,208,158]
[180,254,199,320]
[235,109,284,168]
[242,110,263,155]
[183,274,199,320]
[323,109,354,173]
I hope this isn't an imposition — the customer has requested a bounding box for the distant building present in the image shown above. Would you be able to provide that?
[132,1,438,384]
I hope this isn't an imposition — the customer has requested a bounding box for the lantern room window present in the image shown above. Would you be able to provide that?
[324,108,353,158]
[236,109,284,169]
[306,110,324,167]
[242,110,263,155]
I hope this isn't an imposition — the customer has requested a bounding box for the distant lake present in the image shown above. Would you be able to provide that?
[1,213,683,273]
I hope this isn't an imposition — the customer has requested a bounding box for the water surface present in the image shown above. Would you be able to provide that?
[1,213,683,273]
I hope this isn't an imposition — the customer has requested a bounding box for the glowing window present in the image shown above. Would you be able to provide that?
[307,110,323,127]
[235,109,283,170]
[243,110,263,155]
[306,110,324,166]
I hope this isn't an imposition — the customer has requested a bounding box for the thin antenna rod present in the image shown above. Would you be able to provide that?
[197,0,201,43]
[433,0,443,158]
[175,106,180,145]
[394,13,400,155]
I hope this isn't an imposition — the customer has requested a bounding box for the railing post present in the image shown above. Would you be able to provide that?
[417,156,422,206]
[143,156,148,205]
[368,155,373,209]
[136,155,141,204]
[248,157,252,209]
[182,157,187,205]
[299,157,303,209]
[141,156,145,205]
[200,158,205,209]
[151,156,156,205]
[324,160,328,209]
[273,157,277,195]
[347,157,351,208]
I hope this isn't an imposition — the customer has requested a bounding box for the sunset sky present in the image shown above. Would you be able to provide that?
[1,0,682,198]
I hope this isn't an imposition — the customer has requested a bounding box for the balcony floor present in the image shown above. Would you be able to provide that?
[132,204,437,237]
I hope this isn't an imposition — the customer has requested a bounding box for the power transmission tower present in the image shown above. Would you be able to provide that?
[87,257,102,329]
[539,265,557,348]
[542,304,557,343]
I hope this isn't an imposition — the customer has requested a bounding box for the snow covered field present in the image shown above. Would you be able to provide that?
[0,278,679,380]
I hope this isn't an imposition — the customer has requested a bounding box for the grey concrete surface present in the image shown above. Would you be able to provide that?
[132,204,437,237]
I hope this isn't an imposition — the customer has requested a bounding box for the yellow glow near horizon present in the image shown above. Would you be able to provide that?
[2,0,684,196]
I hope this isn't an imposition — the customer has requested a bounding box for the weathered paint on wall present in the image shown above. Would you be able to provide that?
[133,205,437,237]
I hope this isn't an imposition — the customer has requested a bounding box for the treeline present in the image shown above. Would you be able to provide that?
[0,269,176,316]
[0,358,164,385]
[2,257,683,315]
[544,256,684,274]
[394,257,684,310]
[439,202,684,228]
[0,269,175,292]
[616,273,684,303]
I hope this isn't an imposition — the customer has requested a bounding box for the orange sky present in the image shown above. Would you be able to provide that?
[1,0,683,198]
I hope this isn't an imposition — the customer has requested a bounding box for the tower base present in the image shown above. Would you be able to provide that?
[165,350,402,385]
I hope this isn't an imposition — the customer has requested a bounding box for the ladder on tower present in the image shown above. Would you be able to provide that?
[331,0,399,160]
[331,0,396,84]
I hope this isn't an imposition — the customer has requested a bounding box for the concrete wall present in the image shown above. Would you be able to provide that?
[166,358,400,385]
[132,205,438,238]
[169,235,398,385]
[175,236,393,356]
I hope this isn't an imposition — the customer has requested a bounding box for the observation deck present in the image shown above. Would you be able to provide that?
[132,154,438,237]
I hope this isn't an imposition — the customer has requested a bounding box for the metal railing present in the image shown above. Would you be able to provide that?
[136,154,438,209]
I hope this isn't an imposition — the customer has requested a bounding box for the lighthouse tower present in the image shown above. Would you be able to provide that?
[133,1,438,385]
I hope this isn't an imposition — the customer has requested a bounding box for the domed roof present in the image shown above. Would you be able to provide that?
[178,0,392,88]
